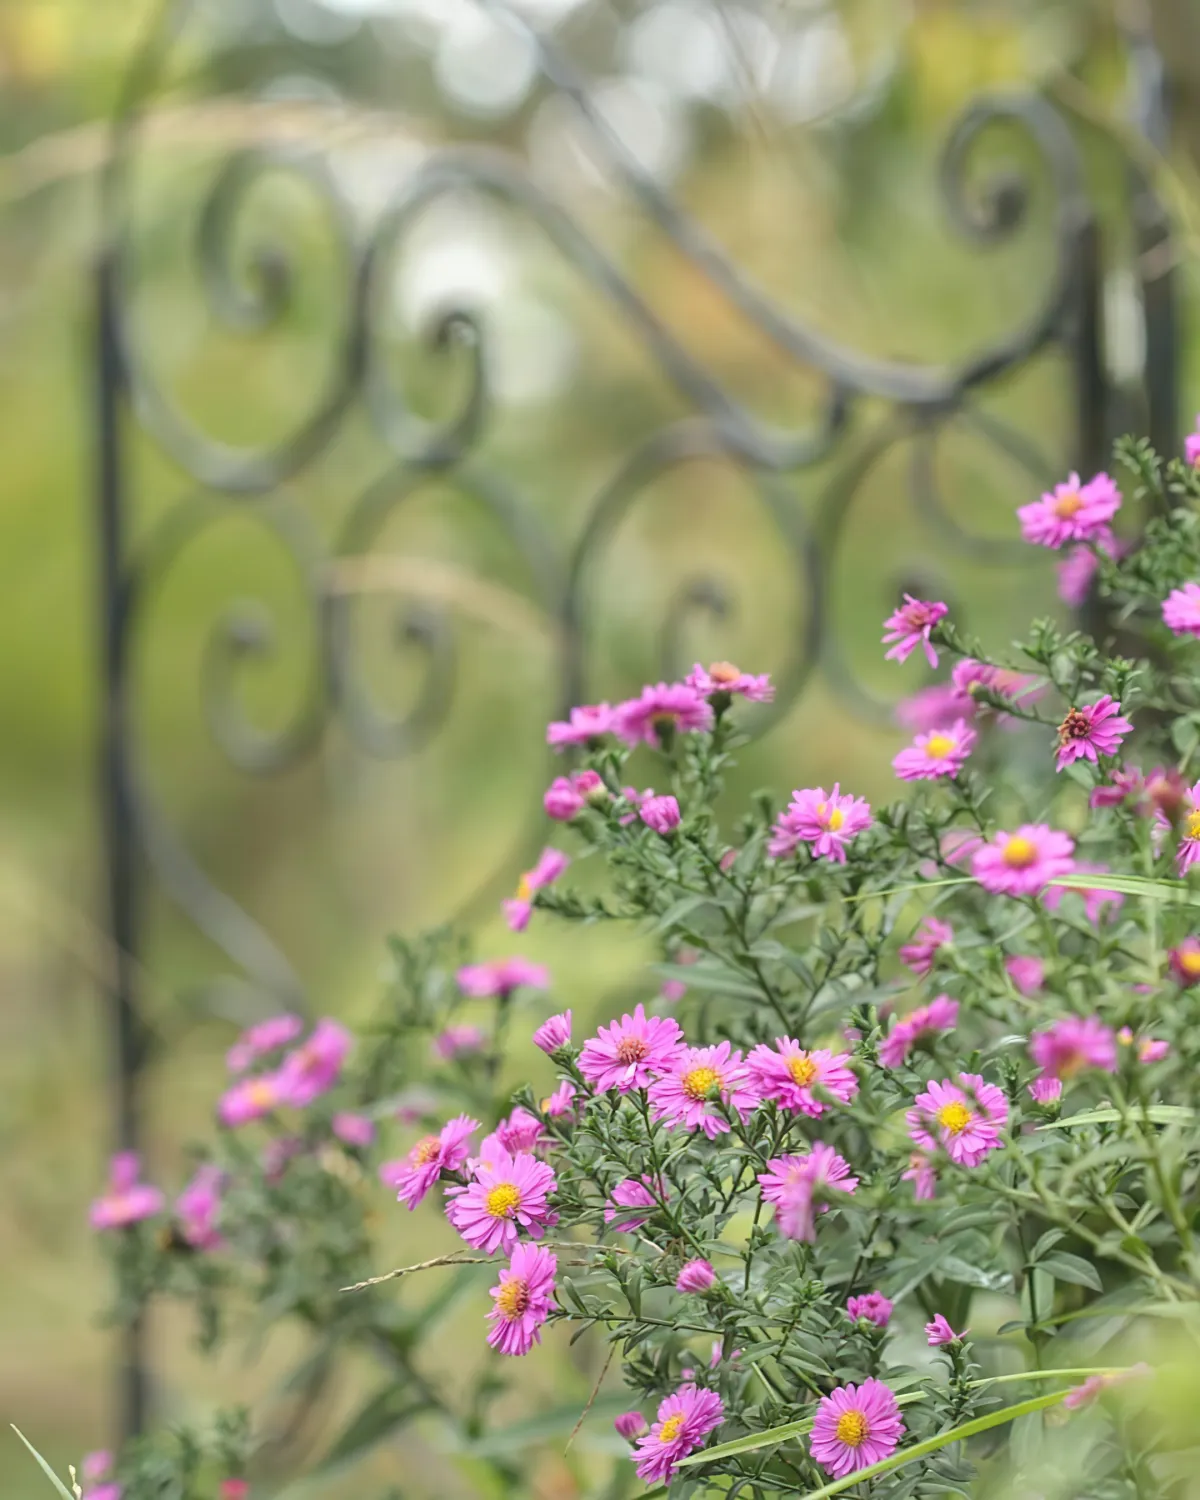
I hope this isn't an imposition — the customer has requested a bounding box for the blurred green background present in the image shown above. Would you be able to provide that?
[4,0,1200,1494]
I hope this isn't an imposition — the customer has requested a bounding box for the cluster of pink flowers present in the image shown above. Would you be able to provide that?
[769,785,872,863]
[218,1017,353,1127]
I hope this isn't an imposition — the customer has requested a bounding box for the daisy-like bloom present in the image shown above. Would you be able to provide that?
[332,1113,375,1148]
[578,1004,683,1093]
[895,683,965,734]
[847,1291,893,1328]
[1170,781,1200,874]
[810,1379,905,1480]
[614,1411,649,1441]
[1042,863,1125,924]
[1030,1016,1117,1080]
[541,1079,578,1119]
[902,1151,937,1200]
[1029,1076,1063,1104]
[1055,696,1133,772]
[90,1153,164,1231]
[444,1147,557,1256]
[604,1176,662,1232]
[485,1242,557,1356]
[432,1024,485,1061]
[1018,470,1121,549]
[879,996,959,1069]
[278,1019,353,1109]
[532,1011,572,1054]
[546,702,614,749]
[907,1073,1008,1167]
[972,824,1075,897]
[676,1258,716,1293]
[759,1143,859,1242]
[648,1041,760,1139]
[640,794,681,834]
[226,1013,304,1074]
[381,1114,479,1211]
[1090,766,1145,809]
[926,1313,967,1346]
[457,957,550,999]
[1169,939,1200,986]
[614,682,714,747]
[899,917,953,977]
[892,719,976,781]
[1163,582,1200,638]
[686,661,774,703]
[483,1106,549,1158]
[769,785,872,863]
[632,1385,725,1484]
[745,1038,858,1117]
[218,1071,286,1127]
[175,1165,223,1251]
[882,595,949,669]
[503,848,570,932]
[1006,955,1045,997]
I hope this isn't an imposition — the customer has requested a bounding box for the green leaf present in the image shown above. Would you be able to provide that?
[651,962,765,1001]
[318,1384,431,1473]
[455,1398,630,1458]
[650,895,713,936]
[1037,1106,1193,1131]
[10,1427,75,1500]
[1038,1253,1104,1291]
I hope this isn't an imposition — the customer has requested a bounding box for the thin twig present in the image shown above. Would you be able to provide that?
[564,1343,616,1455]
[341,1253,490,1291]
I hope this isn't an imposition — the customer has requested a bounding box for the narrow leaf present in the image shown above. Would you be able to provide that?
[1037,1106,1193,1131]
[11,1427,76,1500]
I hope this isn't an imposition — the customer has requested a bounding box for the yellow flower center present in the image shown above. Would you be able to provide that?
[925,734,955,759]
[658,1414,685,1443]
[1179,949,1200,978]
[787,1055,818,1087]
[494,1276,530,1320]
[1053,490,1083,518]
[247,1079,277,1110]
[835,1410,868,1447]
[485,1182,522,1218]
[411,1135,441,1166]
[709,661,741,685]
[540,1096,553,1112]
[1187,811,1200,840]
[827,808,845,831]
[515,874,533,902]
[682,1066,722,1101]
[937,1101,973,1135]
[1002,835,1038,868]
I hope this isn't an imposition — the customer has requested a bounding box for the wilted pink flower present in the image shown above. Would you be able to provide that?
[278,1019,353,1108]
[1163,582,1200,638]
[1018,471,1121,549]
[483,1106,549,1158]
[486,1242,557,1356]
[769,785,872,863]
[546,702,614,748]
[1169,939,1200,986]
[578,1004,683,1093]
[615,683,714,747]
[1029,1076,1063,1104]
[381,1114,479,1210]
[1006,955,1045,996]
[541,1079,578,1118]
[759,1143,858,1242]
[745,1038,858,1116]
[895,683,965,733]
[90,1153,164,1231]
[226,1013,304,1074]
[686,661,774,703]
[1042,863,1125,923]
[533,1011,572,1053]
[457,957,549,999]
[632,1385,725,1483]
[880,996,959,1069]
[926,1313,966,1346]
[604,1176,662,1232]
[882,595,949,669]
[1055,696,1133,772]
[676,1258,716,1293]
[640,794,681,834]
[445,1148,557,1256]
[810,1379,904,1479]
[973,824,1075,897]
[1030,1017,1117,1080]
[899,917,953,977]
[1090,766,1145,809]
[218,1072,286,1127]
[903,1151,937,1200]
[175,1165,223,1250]
[846,1291,892,1328]
[893,719,976,781]
[614,1411,649,1441]
[907,1074,1007,1167]
[432,1024,485,1061]
[649,1041,759,1138]
[503,848,570,932]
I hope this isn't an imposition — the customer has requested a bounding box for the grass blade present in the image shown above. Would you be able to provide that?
[11,1427,76,1500]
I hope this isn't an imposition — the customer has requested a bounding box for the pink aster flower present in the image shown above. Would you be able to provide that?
[903,1151,937,1200]
[614,1411,649,1441]
[278,1019,353,1108]
[1063,1365,1151,1411]
[175,1164,223,1250]
[769,784,871,863]
[676,1258,716,1293]
[1163,582,1200,638]
[219,1484,249,1500]
[1118,1027,1169,1063]
[926,1313,966,1346]
[686,661,774,703]
[745,1038,858,1117]
[332,1112,375,1148]
[1057,530,1120,608]
[433,1024,485,1061]
[83,1454,114,1484]
[614,682,714,747]
[941,827,984,867]
[882,595,949,668]
[892,719,976,781]
[546,702,614,748]
[950,658,1043,718]
[1171,781,1200,873]
[759,1143,858,1242]
[483,1106,550,1158]
[895,682,965,734]
[444,1148,557,1255]
[486,1242,557,1356]
[847,1291,893,1328]
[1006,955,1045,996]
[533,1011,572,1053]
[1055,696,1133,772]
[1090,766,1145,809]
[218,1071,286,1127]
[1170,938,1200,986]
[90,1153,164,1231]
[84,1487,123,1500]
[1018,470,1121,549]
[381,1114,479,1210]
[544,777,586,822]
[972,824,1075,897]
[541,1079,578,1118]
[503,847,570,932]
[457,957,550,999]
[640,794,681,834]
[1041,863,1125,923]
[648,1041,760,1138]
[899,917,953,977]
[907,1073,1007,1167]
[604,1176,662,1232]
[880,996,959,1069]
[1029,1076,1063,1105]
[226,1013,304,1074]
[1030,1016,1117,1080]
[578,1004,683,1093]
[810,1379,904,1479]
[632,1385,725,1484]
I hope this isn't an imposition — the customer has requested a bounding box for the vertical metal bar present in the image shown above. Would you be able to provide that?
[1072,213,1109,476]
[94,248,147,1441]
